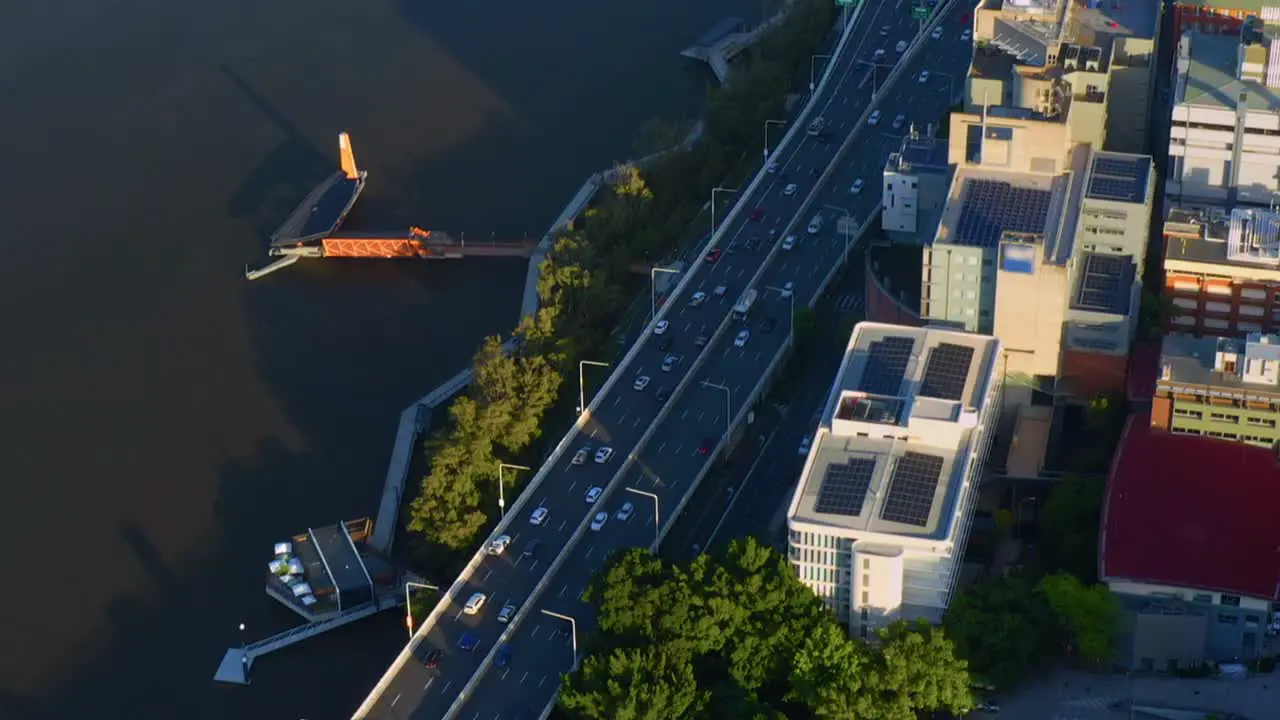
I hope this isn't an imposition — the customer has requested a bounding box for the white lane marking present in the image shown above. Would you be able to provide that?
[558,519,567,531]
[590,427,599,438]
[520,671,529,684]
[557,585,567,598]
[586,546,595,558]
[618,413,628,426]
[423,678,433,692]
[698,411,705,423]
[681,408,689,419]
[568,480,577,493]
[483,569,492,583]
[441,680,453,696]
[657,441,666,454]
[529,559,540,572]
[530,623,540,638]
[674,444,683,455]
[390,694,401,708]
[633,416,643,427]
[612,394,621,406]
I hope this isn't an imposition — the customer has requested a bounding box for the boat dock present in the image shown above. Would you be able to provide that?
[246,133,533,280]
[213,518,421,684]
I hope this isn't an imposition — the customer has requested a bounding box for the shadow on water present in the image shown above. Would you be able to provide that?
[220,66,336,239]
[19,63,527,720]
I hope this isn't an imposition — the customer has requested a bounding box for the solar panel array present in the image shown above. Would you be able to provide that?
[920,343,975,401]
[858,336,914,396]
[954,179,1053,248]
[814,458,877,516]
[880,452,946,527]
[1074,252,1130,314]
[1086,156,1149,203]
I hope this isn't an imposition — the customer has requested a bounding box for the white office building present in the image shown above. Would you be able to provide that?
[785,322,1002,636]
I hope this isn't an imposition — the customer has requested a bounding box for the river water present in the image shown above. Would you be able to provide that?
[0,0,754,717]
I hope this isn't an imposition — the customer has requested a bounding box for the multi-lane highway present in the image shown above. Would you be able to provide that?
[360,4,975,719]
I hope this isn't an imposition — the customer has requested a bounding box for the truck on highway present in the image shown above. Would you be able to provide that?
[732,288,758,320]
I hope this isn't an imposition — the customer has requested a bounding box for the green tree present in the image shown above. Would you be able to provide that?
[1040,474,1106,581]
[1038,573,1120,666]
[559,645,709,720]
[789,623,876,719]
[406,398,492,548]
[943,576,1059,687]
[870,620,974,720]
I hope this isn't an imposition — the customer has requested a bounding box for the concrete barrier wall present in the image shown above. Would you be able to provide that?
[864,252,923,327]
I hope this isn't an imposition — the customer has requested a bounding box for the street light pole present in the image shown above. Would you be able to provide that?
[541,609,579,671]
[763,119,785,161]
[824,204,854,263]
[711,186,739,237]
[702,381,733,443]
[403,581,440,637]
[650,266,681,321]
[625,486,661,549]
[238,622,251,683]
[856,59,892,94]
[765,285,797,350]
[810,54,832,92]
[578,360,610,417]
[497,463,530,519]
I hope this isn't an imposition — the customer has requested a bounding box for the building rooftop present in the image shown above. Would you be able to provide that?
[788,323,1000,540]
[982,0,1157,73]
[1164,205,1280,271]
[1159,332,1280,396]
[1085,152,1150,204]
[1101,413,1280,602]
[887,134,951,176]
[935,168,1072,262]
[1176,30,1280,113]
[1071,251,1136,314]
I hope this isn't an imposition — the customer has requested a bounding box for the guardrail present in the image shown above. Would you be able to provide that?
[353,4,874,718]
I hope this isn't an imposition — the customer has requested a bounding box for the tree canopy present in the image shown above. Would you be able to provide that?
[1040,474,1106,581]
[403,0,843,570]
[559,539,974,720]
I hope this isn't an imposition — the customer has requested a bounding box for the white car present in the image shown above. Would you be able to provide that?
[783,183,798,196]
[654,320,669,335]
[487,534,511,556]
[734,329,750,348]
[662,354,680,372]
[918,70,930,84]
[594,447,614,464]
[497,602,517,624]
[798,435,812,455]
[616,501,635,521]
[961,29,972,41]
[463,592,487,615]
[766,161,779,174]
[781,281,794,298]
[530,506,549,525]
[781,234,796,251]
[590,511,608,531]
[892,114,905,130]
[868,110,881,126]
[931,26,944,40]
[633,375,650,391]
[690,291,707,307]
[850,179,865,195]
[585,486,603,503]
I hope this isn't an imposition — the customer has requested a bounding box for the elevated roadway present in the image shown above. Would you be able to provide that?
[355,2,974,718]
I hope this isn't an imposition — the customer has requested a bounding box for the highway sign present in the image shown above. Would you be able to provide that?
[835,0,857,6]
[911,5,930,19]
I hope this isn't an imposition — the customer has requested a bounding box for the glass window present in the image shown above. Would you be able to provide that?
[1222,594,1241,607]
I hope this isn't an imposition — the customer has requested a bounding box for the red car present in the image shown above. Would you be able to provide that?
[705,248,723,263]
[749,207,765,222]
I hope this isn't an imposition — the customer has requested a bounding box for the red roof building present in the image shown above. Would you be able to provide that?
[1101,413,1280,667]
[1103,413,1280,600]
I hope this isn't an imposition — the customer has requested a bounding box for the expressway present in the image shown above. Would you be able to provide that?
[360,4,974,720]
